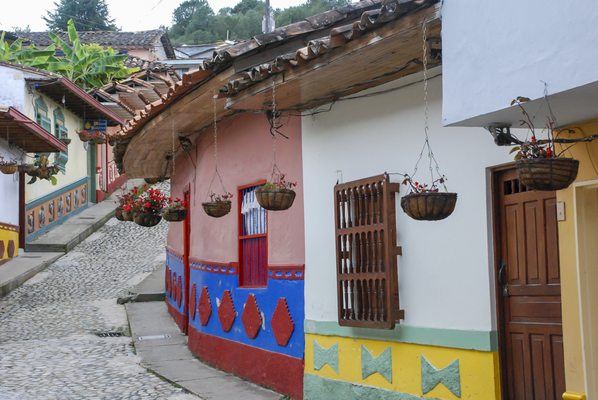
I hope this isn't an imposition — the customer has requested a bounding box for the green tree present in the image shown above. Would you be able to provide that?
[0,20,135,90]
[44,0,118,32]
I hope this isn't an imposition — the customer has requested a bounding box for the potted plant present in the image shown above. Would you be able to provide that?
[162,197,187,222]
[510,97,579,191]
[202,192,233,218]
[256,173,297,211]
[132,187,167,227]
[0,157,17,175]
[22,155,60,185]
[78,130,106,144]
[400,175,457,221]
[115,185,144,221]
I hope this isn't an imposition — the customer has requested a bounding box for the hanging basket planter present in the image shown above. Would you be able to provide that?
[516,157,579,191]
[0,161,18,175]
[401,192,458,221]
[134,212,162,227]
[114,207,126,221]
[256,187,296,211]
[162,208,187,222]
[202,201,231,218]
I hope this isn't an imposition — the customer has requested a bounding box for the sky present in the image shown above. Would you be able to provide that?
[0,0,305,32]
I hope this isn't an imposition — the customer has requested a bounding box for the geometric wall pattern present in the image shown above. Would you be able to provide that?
[313,341,339,373]
[421,355,461,398]
[361,346,393,383]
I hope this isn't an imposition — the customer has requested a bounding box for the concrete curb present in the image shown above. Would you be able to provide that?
[0,253,63,297]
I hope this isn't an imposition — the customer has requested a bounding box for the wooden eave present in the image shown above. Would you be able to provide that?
[222,3,440,112]
[119,0,440,178]
[0,106,67,153]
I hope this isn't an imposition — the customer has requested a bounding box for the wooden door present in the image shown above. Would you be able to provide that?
[494,168,566,400]
[182,189,191,334]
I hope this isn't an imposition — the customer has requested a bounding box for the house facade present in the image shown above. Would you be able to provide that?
[0,62,122,245]
[112,0,595,399]
[443,2,598,399]
[0,106,65,263]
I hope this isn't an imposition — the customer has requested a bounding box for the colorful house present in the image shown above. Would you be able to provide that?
[443,2,598,399]
[0,106,66,263]
[112,0,598,399]
[0,62,122,246]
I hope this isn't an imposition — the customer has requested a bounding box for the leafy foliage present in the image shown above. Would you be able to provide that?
[0,20,136,90]
[169,0,349,44]
[44,0,118,31]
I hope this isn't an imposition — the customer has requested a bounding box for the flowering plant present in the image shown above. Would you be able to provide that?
[208,191,233,203]
[262,173,297,190]
[78,130,106,143]
[401,175,446,194]
[163,197,187,211]
[118,184,149,213]
[132,188,167,215]
[509,96,558,160]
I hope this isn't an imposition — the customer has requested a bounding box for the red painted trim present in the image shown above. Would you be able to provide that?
[182,189,191,334]
[188,326,303,399]
[166,300,187,333]
[190,260,238,275]
[18,171,25,249]
[1,106,66,152]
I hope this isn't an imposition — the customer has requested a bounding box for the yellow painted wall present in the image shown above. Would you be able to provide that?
[23,92,88,203]
[305,333,501,399]
[0,223,19,261]
[557,119,598,398]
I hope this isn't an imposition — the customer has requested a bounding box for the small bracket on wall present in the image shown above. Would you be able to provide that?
[486,124,521,146]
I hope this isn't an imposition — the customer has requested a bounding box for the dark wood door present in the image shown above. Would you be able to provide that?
[495,168,566,400]
[182,189,191,334]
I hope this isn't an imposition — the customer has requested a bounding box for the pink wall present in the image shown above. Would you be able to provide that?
[168,112,305,266]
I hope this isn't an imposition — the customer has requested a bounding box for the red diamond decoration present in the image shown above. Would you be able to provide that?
[241,294,262,339]
[190,284,197,321]
[170,272,175,300]
[271,298,294,346]
[218,290,236,332]
[177,276,183,308]
[198,286,212,326]
[0,241,4,258]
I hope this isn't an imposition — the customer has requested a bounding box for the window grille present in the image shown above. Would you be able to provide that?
[334,174,403,329]
[239,183,268,287]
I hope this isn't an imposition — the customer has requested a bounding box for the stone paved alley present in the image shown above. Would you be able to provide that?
[0,200,199,400]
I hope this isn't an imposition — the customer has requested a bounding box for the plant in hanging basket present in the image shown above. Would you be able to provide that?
[24,155,60,185]
[0,157,18,175]
[400,175,457,221]
[116,184,149,222]
[509,96,579,191]
[256,173,297,211]
[202,192,232,218]
[131,187,167,227]
[78,130,106,144]
[162,197,188,222]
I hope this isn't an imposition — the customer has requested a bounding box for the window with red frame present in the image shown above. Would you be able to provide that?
[239,182,268,287]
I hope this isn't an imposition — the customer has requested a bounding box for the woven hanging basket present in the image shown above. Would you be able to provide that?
[115,207,126,221]
[134,212,162,227]
[0,162,18,175]
[255,187,296,211]
[516,157,579,191]
[78,132,91,142]
[202,201,231,218]
[162,208,187,222]
[401,192,458,221]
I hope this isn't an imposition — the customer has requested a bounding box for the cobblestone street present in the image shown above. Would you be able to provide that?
[0,203,198,400]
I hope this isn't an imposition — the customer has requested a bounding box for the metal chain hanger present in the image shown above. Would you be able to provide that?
[408,20,447,190]
[205,92,229,200]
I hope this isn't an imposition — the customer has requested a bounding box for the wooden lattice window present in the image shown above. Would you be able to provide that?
[334,174,404,329]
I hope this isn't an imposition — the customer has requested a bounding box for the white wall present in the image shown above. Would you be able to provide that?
[0,140,24,226]
[302,73,515,331]
[0,67,26,112]
[442,0,598,125]
[23,92,88,203]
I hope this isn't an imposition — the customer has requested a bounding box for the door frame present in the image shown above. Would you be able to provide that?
[182,184,191,334]
[490,163,513,400]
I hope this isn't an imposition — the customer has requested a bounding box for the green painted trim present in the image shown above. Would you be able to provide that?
[305,320,498,352]
[25,177,88,209]
[304,374,436,400]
